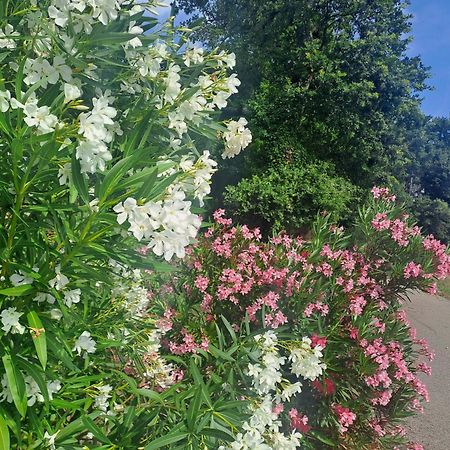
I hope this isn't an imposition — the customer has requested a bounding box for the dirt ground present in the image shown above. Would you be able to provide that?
[404,291,450,449]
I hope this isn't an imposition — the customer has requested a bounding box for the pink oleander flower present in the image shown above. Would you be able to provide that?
[194,275,209,292]
[372,212,391,231]
[404,261,422,279]
[333,404,356,433]
[289,408,311,433]
[213,209,232,226]
[407,443,424,450]
[172,369,184,382]
[304,301,329,318]
[273,403,284,415]
[426,282,438,295]
[311,334,327,349]
[349,295,366,316]
[371,186,396,202]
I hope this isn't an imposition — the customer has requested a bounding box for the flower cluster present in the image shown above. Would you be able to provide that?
[113,190,201,260]
[219,330,322,450]
[148,189,449,449]
[0,1,253,447]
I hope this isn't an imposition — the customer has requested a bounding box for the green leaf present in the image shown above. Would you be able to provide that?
[135,168,158,200]
[0,285,33,297]
[309,431,337,447]
[144,430,189,450]
[0,413,10,450]
[98,155,135,201]
[208,344,235,362]
[56,412,101,443]
[201,427,234,442]
[189,359,203,386]
[220,316,237,343]
[81,416,112,444]
[16,357,49,405]
[2,355,27,418]
[46,334,79,372]
[135,389,163,402]
[146,172,179,201]
[27,311,47,369]
[186,387,203,431]
[71,150,89,204]
[122,405,136,431]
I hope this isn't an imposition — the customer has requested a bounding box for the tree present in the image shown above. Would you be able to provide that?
[174,0,431,232]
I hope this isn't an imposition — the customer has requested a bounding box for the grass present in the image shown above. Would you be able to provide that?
[438,278,450,300]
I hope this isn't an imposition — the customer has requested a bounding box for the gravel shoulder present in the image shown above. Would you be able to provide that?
[404,291,450,449]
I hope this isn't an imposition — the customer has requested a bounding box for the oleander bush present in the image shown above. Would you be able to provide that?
[1,2,448,450]
[149,187,450,450]
[0,1,252,448]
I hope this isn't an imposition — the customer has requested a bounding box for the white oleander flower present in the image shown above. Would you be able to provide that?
[183,46,204,67]
[76,140,112,173]
[58,163,72,185]
[73,331,97,355]
[50,308,63,321]
[49,265,70,291]
[0,375,13,403]
[25,375,44,406]
[164,64,181,104]
[34,292,56,304]
[10,270,34,286]
[227,74,241,94]
[168,111,188,137]
[0,24,19,49]
[289,337,326,381]
[44,431,59,450]
[222,117,252,159]
[91,0,121,25]
[1,307,25,335]
[113,197,138,224]
[47,380,62,400]
[216,51,236,69]
[213,90,231,110]
[137,53,162,77]
[23,103,58,134]
[94,384,112,412]
[64,83,82,102]
[63,288,81,307]
[0,90,11,112]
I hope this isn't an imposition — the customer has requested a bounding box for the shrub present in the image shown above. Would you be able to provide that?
[224,161,357,234]
[0,1,251,447]
[151,187,449,449]
[410,196,450,244]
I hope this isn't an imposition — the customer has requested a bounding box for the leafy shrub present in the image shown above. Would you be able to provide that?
[410,196,450,244]
[151,187,449,449]
[224,161,357,234]
[0,1,251,447]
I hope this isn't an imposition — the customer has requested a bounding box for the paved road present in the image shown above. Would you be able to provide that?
[405,291,450,449]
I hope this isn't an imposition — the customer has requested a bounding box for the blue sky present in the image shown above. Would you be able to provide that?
[407,1,450,117]
[157,2,449,117]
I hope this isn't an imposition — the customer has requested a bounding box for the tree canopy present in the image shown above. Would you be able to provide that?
[173,0,450,240]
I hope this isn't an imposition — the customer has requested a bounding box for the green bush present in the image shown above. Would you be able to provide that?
[224,161,358,234]
[410,196,450,243]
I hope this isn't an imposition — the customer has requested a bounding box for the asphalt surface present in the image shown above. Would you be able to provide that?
[404,291,450,450]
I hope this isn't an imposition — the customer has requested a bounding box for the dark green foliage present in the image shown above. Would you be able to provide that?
[175,0,434,234]
[404,116,450,241]
[410,196,450,244]
[224,161,358,234]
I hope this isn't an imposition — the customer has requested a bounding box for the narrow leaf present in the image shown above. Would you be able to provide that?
[2,355,27,418]
[27,311,47,369]
[0,413,10,450]
[0,285,33,297]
